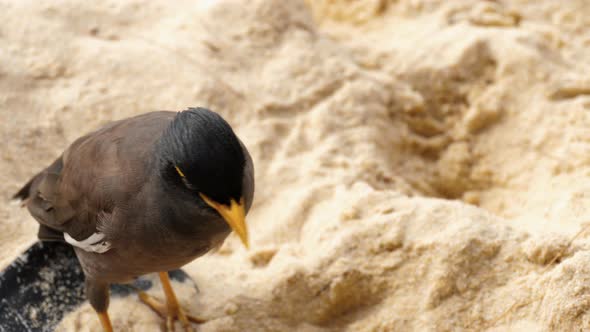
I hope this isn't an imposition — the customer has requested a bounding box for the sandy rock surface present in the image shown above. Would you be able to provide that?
[1,0,589,331]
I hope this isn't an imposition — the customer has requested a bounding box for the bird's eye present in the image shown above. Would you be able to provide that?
[175,165,196,190]
[175,165,186,178]
[181,177,196,190]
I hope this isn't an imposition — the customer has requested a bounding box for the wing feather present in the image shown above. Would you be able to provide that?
[13,111,176,242]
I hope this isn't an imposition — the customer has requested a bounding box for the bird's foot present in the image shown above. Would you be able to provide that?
[137,290,205,332]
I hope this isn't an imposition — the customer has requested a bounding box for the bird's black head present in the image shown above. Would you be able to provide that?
[156,107,245,206]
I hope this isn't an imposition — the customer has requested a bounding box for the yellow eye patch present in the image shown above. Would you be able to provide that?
[175,166,186,177]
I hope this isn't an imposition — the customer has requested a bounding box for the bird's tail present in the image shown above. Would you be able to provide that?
[13,156,63,202]
[13,174,39,201]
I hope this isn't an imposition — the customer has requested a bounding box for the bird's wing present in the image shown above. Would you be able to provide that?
[14,111,176,251]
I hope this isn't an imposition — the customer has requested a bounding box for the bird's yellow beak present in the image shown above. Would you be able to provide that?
[199,193,249,249]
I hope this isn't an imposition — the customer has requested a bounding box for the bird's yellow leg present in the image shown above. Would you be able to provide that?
[160,271,193,332]
[97,311,113,332]
[136,272,205,332]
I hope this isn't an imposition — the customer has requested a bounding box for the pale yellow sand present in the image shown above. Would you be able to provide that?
[1,0,590,331]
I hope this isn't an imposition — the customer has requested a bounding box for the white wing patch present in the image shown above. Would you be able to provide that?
[64,232,112,253]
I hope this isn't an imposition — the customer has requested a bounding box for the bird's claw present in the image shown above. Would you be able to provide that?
[137,290,204,332]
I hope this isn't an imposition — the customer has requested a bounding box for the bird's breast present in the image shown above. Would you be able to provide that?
[77,220,231,283]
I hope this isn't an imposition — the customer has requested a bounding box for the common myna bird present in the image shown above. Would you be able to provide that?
[13,107,254,331]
